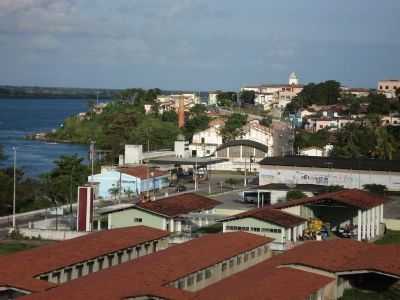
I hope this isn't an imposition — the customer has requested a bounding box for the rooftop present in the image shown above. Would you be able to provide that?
[221,207,306,228]
[272,189,385,210]
[22,232,272,300]
[0,226,169,292]
[118,165,167,179]
[136,193,222,217]
[259,155,400,172]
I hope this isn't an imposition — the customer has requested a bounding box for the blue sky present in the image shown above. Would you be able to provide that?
[0,0,399,90]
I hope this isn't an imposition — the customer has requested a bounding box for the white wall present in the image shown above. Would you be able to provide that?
[259,165,400,191]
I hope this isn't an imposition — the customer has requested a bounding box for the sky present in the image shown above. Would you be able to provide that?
[0,0,399,91]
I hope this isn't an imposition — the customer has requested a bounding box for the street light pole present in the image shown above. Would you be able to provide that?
[12,146,16,230]
[90,141,95,182]
[244,156,247,187]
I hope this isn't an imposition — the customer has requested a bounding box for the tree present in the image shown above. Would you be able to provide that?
[367,93,390,115]
[109,186,119,201]
[239,90,256,106]
[161,111,178,123]
[217,92,237,107]
[125,187,134,201]
[260,116,272,127]
[289,80,341,109]
[363,184,387,195]
[41,155,90,204]
[220,113,248,142]
[286,190,307,200]
[294,129,330,151]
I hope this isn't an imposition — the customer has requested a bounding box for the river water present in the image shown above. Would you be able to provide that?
[0,98,100,177]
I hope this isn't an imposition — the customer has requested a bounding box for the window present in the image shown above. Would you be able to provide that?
[237,255,242,265]
[136,246,141,257]
[64,268,73,281]
[244,253,249,262]
[134,218,143,223]
[178,280,185,289]
[40,275,49,282]
[257,248,262,256]
[264,245,269,254]
[118,252,123,264]
[196,271,203,282]
[52,272,61,284]
[251,251,255,259]
[221,262,227,272]
[98,258,104,270]
[229,259,234,268]
[76,265,83,277]
[87,261,94,274]
[187,276,194,286]
[108,255,114,267]
[127,248,133,260]
[205,269,212,279]
[201,137,205,144]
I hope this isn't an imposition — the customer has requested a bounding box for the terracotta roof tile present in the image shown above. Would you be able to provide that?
[118,165,167,180]
[22,232,272,300]
[195,265,334,300]
[223,207,307,228]
[136,193,221,217]
[273,189,385,210]
[0,226,168,292]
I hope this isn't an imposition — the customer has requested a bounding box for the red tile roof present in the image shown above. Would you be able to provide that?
[195,264,334,300]
[272,239,400,278]
[273,189,385,210]
[0,226,168,292]
[118,165,167,179]
[223,207,307,228]
[22,232,272,300]
[194,239,400,300]
[136,193,222,217]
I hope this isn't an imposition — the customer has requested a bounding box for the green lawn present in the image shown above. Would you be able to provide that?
[340,288,400,300]
[375,230,400,245]
[0,242,37,255]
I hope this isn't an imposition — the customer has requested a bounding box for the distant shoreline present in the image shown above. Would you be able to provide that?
[0,95,113,100]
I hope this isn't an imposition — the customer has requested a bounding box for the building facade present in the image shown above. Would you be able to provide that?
[378,80,400,98]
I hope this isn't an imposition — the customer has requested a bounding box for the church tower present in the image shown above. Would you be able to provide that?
[289,72,299,85]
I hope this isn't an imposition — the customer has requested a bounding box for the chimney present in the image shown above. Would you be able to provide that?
[178,95,185,128]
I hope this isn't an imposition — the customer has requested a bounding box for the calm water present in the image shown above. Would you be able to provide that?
[0,98,99,177]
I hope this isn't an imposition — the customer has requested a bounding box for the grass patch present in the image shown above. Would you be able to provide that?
[0,242,37,255]
[340,288,400,300]
[375,230,400,245]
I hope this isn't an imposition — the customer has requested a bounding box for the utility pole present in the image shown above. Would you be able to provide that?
[12,147,16,230]
[244,156,247,187]
[118,171,122,204]
[90,141,95,182]
[194,159,198,191]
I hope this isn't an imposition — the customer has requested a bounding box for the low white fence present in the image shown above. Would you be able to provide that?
[18,228,89,241]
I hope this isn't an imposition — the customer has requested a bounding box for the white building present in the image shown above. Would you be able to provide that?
[241,72,304,110]
[259,156,400,191]
[156,93,201,113]
[378,80,400,99]
[189,119,274,158]
[299,145,333,157]
[221,207,307,251]
[208,91,220,106]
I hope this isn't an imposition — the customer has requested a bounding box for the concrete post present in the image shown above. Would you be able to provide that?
[362,210,366,240]
[170,219,175,233]
[366,209,371,240]
[371,207,376,238]
[357,209,362,241]
[375,206,380,236]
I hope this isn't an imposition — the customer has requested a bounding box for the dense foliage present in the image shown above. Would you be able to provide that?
[286,80,341,112]
[217,92,237,107]
[294,129,330,151]
[286,190,307,200]
[48,89,185,160]
[331,124,399,160]
[220,113,248,142]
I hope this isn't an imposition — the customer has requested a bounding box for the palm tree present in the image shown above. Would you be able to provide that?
[108,186,119,201]
[125,188,134,202]
[373,127,397,160]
